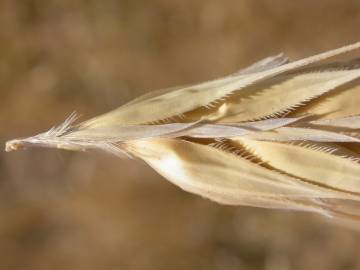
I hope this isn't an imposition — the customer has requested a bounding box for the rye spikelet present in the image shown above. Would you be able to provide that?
[6,42,360,223]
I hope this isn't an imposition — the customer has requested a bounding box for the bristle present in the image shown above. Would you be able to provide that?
[6,42,360,223]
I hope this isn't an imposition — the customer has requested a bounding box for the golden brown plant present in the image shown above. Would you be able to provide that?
[6,42,360,222]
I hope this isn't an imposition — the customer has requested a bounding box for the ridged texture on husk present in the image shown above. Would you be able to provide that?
[6,42,360,224]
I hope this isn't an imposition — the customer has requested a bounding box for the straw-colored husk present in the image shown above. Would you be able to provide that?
[6,42,360,222]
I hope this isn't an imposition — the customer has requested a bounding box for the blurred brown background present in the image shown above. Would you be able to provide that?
[1,1,360,269]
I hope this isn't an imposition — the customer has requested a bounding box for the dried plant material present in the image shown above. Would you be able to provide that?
[311,116,360,129]
[292,85,360,119]
[198,70,360,122]
[125,139,359,212]
[6,42,360,223]
[243,127,360,142]
[235,139,360,193]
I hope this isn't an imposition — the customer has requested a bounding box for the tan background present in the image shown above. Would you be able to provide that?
[1,1,360,269]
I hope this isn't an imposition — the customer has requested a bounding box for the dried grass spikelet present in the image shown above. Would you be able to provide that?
[6,42,360,223]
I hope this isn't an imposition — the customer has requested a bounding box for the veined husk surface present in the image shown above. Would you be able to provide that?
[6,42,360,222]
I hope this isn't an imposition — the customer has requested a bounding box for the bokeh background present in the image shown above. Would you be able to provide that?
[1,1,360,269]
